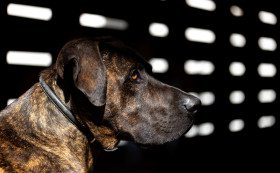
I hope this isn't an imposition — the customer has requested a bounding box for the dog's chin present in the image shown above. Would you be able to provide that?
[132,124,193,147]
[116,117,194,147]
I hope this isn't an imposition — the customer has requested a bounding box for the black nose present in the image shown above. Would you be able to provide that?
[183,96,201,113]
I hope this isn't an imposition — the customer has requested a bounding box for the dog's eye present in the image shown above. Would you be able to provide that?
[131,73,138,80]
[130,70,140,81]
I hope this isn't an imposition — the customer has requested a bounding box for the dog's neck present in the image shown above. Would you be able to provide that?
[0,70,97,171]
[40,66,119,150]
[28,68,97,170]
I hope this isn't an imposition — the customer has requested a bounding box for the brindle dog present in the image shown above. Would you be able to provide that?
[0,37,200,172]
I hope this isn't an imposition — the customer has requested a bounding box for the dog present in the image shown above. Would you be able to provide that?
[0,37,201,172]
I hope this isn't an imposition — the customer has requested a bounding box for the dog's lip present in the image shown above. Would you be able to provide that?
[103,140,120,152]
[104,147,118,152]
[191,110,198,115]
[189,108,199,117]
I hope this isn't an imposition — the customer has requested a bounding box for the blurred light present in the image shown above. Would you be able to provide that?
[7,51,52,67]
[259,11,277,25]
[258,89,276,103]
[257,115,276,128]
[194,91,215,106]
[117,140,129,147]
[185,0,216,11]
[229,119,245,132]
[80,13,106,28]
[185,27,216,44]
[229,62,246,76]
[229,90,245,104]
[185,125,199,138]
[230,33,246,47]
[7,99,16,105]
[79,13,128,30]
[184,60,215,75]
[258,37,277,51]
[258,63,277,77]
[230,5,244,17]
[149,58,169,73]
[7,3,52,21]
[149,23,169,37]
[189,92,215,106]
[198,122,214,136]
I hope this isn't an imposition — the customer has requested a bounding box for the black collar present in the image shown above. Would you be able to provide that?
[39,76,96,143]
[39,76,118,152]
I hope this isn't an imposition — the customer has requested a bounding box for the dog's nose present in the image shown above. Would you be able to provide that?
[183,96,201,114]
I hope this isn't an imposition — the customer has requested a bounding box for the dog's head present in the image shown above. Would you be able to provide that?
[56,37,200,149]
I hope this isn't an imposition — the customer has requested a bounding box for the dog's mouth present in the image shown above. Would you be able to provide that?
[109,107,196,146]
[157,113,194,132]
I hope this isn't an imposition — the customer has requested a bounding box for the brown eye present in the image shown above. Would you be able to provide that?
[130,70,142,83]
[131,73,138,80]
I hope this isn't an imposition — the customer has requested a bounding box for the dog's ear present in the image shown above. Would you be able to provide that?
[56,39,107,106]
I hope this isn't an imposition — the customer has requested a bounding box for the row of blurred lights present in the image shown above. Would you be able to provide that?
[185,114,276,138]
[6,51,277,79]
[151,25,277,52]
[7,3,278,77]
[6,4,278,49]
[149,58,277,78]
[187,0,278,26]
[7,1,276,25]
[10,1,277,25]
[190,89,277,106]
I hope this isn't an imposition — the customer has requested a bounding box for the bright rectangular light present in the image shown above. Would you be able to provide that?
[184,60,215,75]
[79,13,128,30]
[258,63,277,77]
[229,90,245,104]
[149,58,169,73]
[185,125,199,138]
[190,92,215,106]
[258,37,277,51]
[7,3,52,21]
[186,0,216,11]
[185,27,215,43]
[229,62,246,76]
[229,119,245,132]
[7,51,52,67]
[230,5,243,17]
[230,33,246,47]
[259,11,277,25]
[258,89,276,103]
[198,122,214,136]
[258,115,276,128]
[149,23,169,37]
[185,122,215,137]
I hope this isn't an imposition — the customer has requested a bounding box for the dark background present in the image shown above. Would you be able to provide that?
[0,0,279,172]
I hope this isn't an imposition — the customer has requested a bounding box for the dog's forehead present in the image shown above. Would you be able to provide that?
[99,41,152,72]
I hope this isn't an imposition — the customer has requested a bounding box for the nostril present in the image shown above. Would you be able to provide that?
[183,99,201,113]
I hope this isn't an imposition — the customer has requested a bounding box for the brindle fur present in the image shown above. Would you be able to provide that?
[0,38,200,172]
